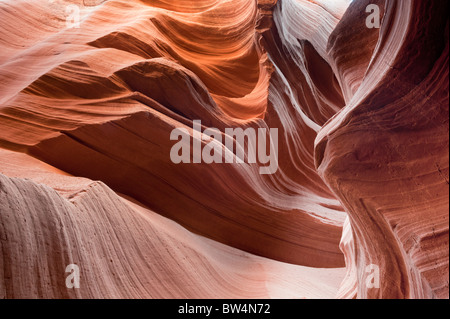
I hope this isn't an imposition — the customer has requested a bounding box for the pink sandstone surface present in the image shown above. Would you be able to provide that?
[0,0,448,299]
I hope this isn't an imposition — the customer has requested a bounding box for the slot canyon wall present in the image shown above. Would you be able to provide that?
[0,0,448,299]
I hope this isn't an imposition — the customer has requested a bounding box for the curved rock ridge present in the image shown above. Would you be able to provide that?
[0,0,448,299]
[0,150,345,298]
[0,0,347,269]
[316,0,449,298]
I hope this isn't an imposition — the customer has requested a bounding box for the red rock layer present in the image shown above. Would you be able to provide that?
[316,0,449,298]
[0,149,345,298]
[0,0,347,269]
[0,0,448,299]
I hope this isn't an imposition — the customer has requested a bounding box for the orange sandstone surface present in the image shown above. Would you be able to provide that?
[0,0,448,299]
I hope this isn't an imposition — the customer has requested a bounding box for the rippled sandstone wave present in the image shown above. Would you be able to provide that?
[0,0,448,299]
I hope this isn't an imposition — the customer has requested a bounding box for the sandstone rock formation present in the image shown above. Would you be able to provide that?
[0,0,448,299]
[316,0,449,299]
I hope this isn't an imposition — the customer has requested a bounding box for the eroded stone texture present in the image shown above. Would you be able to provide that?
[0,0,447,299]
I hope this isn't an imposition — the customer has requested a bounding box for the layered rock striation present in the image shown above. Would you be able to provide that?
[0,0,448,299]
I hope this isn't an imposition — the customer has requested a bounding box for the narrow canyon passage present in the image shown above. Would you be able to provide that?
[0,0,448,299]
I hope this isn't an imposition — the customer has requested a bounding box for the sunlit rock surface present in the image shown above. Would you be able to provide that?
[0,0,448,299]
